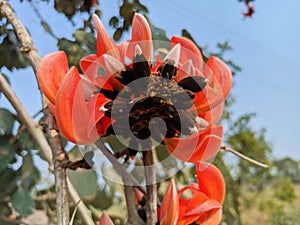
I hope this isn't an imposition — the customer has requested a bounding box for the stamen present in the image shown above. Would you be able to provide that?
[182,60,195,76]
[135,44,143,56]
[99,105,108,112]
[189,126,199,134]
[164,44,181,67]
[195,116,209,129]
[103,54,124,78]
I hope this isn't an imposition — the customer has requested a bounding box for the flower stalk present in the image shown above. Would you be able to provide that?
[142,143,157,225]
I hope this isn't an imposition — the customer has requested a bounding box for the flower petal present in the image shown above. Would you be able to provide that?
[99,211,114,225]
[198,209,222,225]
[198,103,224,127]
[160,179,179,225]
[55,67,99,144]
[177,186,209,225]
[175,60,195,83]
[185,199,221,217]
[129,13,153,61]
[195,56,232,113]
[170,36,203,69]
[87,93,112,136]
[205,56,232,102]
[165,126,223,163]
[196,162,226,204]
[93,14,119,58]
[80,54,99,73]
[37,51,69,104]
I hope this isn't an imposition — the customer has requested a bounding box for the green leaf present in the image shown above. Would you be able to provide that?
[0,168,19,199]
[0,25,28,70]
[109,16,119,28]
[73,30,96,52]
[67,169,98,199]
[67,146,98,198]
[113,28,123,41]
[101,135,128,153]
[11,186,34,216]
[17,128,39,150]
[89,187,114,209]
[0,137,15,173]
[41,21,54,36]
[155,144,177,168]
[0,108,15,136]
[21,153,40,190]
[58,38,87,68]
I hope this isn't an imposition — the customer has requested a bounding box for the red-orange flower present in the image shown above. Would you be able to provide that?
[99,211,114,225]
[37,13,232,162]
[160,162,225,225]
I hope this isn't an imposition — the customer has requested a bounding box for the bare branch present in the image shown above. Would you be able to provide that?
[0,1,96,224]
[124,185,146,225]
[0,73,53,167]
[94,139,146,195]
[44,106,69,225]
[142,142,157,225]
[221,145,269,168]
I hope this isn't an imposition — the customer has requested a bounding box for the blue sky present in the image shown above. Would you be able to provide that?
[1,0,299,159]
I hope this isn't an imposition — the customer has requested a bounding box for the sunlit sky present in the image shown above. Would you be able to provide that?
[1,0,299,159]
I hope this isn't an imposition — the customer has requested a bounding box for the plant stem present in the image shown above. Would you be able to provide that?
[221,145,269,168]
[124,185,146,225]
[94,140,146,195]
[44,107,69,225]
[142,143,157,225]
[0,2,96,224]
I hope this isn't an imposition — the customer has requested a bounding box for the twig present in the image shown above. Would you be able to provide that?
[142,142,157,225]
[94,139,146,195]
[69,200,81,225]
[124,185,146,225]
[220,145,269,168]
[0,2,96,224]
[0,73,53,167]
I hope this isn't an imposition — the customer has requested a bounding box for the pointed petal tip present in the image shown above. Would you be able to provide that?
[103,54,124,78]
[160,178,179,225]
[195,116,209,129]
[135,44,143,56]
[165,44,181,66]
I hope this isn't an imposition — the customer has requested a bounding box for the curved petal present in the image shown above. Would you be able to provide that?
[129,13,153,61]
[55,67,99,144]
[160,179,179,225]
[170,36,203,70]
[80,54,99,73]
[118,40,130,63]
[198,103,224,127]
[37,51,69,104]
[175,60,195,83]
[87,93,111,136]
[194,57,232,113]
[165,125,223,163]
[196,162,226,204]
[93,14,119,59]
[185,199,221,217]
[199,209,222,225]
[177,185,210,225]
[192,126,223,162]
[205,57,232,102]
[99,211,114,225]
